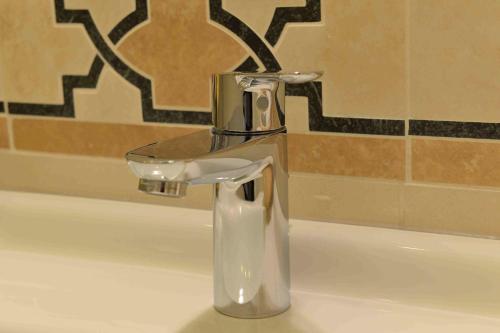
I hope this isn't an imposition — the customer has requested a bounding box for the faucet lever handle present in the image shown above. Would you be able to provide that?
[213,72,321,133]
[278,72,322,84]
[235,72,321,89]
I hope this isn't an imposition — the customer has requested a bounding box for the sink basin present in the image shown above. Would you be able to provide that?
[1,191,499,332]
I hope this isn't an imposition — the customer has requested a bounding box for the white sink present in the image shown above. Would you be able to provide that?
[1,191,499,332]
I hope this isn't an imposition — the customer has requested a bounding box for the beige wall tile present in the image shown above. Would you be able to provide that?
[285,97,310,134]
[0,64,4,102]
[0,0,95,104]
[277,0,406,120]
[412,138,500,187]
[223,0,304,37]
[12,119,406,181]
[3,0,500,240]
[117,0,247,109]
[0,149,402,226]
[290,173,402,227]
[410,0,500,122]
[0,151,211,210]
[289,133,406,180]
[0,117,8,148]
[65,0,137,36]
[404,184,500,238]
[13,118,203,158]
[74,66,143,124]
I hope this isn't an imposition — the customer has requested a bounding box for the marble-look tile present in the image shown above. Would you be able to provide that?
[222,0,304,38]
[412,138,500,187]
[13,118,202,158]
[410,0,500,122]
[12,118,406,180]
[286,82,406,136]
[74,66,143,124]
[277,0,407,120]
[117,0,247,109]
[290,173,402,227]
[404,184,500,238]
[65,0,136,36]
[285,97,310,134]
[0,150,212,210]
[289,133,406,180]
[0,149,402,226]
[0,0,95,104]
[0,117,9,148]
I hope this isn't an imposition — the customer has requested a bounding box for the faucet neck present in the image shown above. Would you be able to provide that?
[212,73,286,133]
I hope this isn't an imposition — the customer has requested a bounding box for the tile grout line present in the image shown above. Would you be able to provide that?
[405,0,412,184]
[405,179,500,193]
[402,0,412,229]
[406,135,500,144]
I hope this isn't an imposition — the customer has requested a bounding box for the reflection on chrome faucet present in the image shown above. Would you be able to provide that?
[126,72,320,318]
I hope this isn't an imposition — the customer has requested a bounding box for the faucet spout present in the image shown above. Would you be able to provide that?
[126,129,284,187]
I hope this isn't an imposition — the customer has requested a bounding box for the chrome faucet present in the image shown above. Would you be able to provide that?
[126,72,320,318]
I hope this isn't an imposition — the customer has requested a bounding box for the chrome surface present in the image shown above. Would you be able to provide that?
[138,179,187,197]
[212,72,320,133]
[126,72,319,318]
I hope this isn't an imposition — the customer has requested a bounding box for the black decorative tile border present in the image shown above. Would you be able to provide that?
[287,82,405,135]
[8,55,104,117]
[265,0,321,46]
[410,120,500,140]
[0,103,4,113]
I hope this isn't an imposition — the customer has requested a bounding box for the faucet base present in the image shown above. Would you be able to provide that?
[213,303,290,319]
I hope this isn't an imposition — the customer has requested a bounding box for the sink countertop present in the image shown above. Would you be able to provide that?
[1,191,500,332]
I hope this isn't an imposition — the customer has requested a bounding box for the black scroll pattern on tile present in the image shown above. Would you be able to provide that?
[52,0,211,125]
[286,82,405,135]
[108,0,148,45]
[8,55,104,117]
[8,0,498,139]
[5,0,405,135]
[209,0,281,72]
[234,57,260,72]
[218,0,404,136]
[265,0,321,46]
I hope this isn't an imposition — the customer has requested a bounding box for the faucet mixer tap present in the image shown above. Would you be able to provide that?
[126,72,320,318]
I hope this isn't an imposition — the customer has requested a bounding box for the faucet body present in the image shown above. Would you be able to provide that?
[211,131,289,318]
[126,72,318,318]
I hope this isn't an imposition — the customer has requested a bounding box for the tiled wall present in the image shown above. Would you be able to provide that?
[1,0,499,238]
